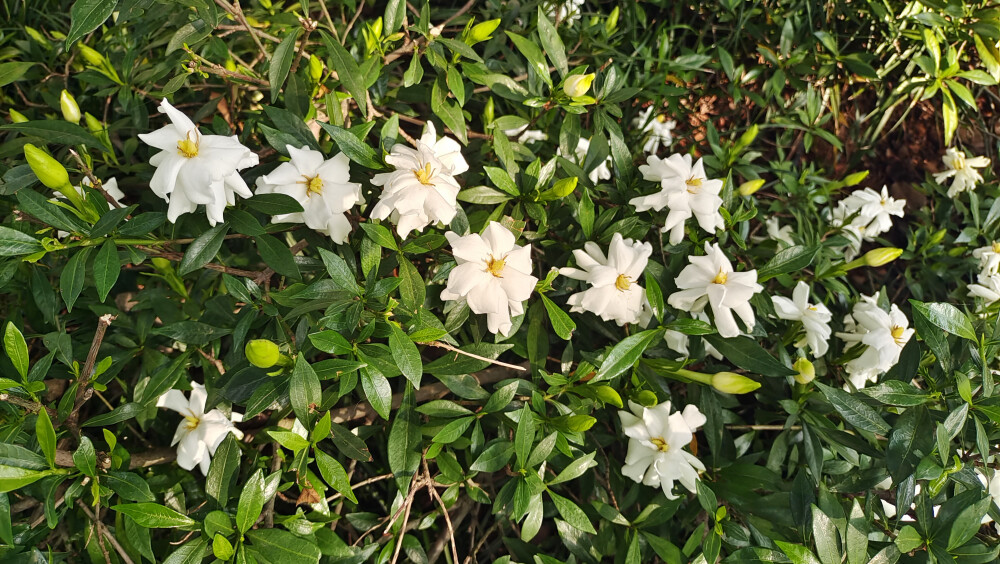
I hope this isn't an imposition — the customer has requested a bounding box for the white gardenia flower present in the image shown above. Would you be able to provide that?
[544,0,584,23]
[663,311,724,360]
[441,222,538,336]
[667,242,763,338]
[559,137,611,184]
[255,145,362,244]
[765,217,795,248]
[504,125,548,144]
[156,382,244,474]
[973,242,1000,276]
[370,122,468,238]
[833,186,905,240]
[138,99,258,226]
[836,294,914,388]
[630,154,725,245]
[618,400,706,500]
[771,281,833,356]
[633,107,676,154]
[969,273,1000,307]
[560,233,653,326]
[933,147,991,197]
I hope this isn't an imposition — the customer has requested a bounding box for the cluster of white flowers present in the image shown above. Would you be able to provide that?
[836,293,914,388]
[631,154,724,245]
[559,137,612,184]
[828,186,905,260]
[772,281,832,357]
[934,147,991,198]
[632,107,676,154]
[969,241,1000,307]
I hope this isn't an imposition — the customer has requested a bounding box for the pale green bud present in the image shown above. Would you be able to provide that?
[563,73,595,98]
[793,358,815,385]
[863,247,903,267]
[308,54,323,83]
[711,371,761,394]
[60,90,81,124]
[605,7,620,34]
[77,44,106,66]
[246,339,281,369]
[468,18,501,43]
[9,109,29,123]
[23,144,70,190]
[84,112,103,134]
[636,390,659,407]
[738,178,765,196]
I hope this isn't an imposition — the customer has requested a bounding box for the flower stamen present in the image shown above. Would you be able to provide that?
[615,274,631,291]
[890,325,906,344]
[650,437,670,452]
[486,256,506,277]
[413,162,435,185]
[712,269,728,285]
[183,414,200,431]
[304,175,323,195]
[176,130,200,159]
[685,176,702,194]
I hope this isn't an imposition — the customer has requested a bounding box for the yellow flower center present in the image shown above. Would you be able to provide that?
[685,176,702,194]
[890,325,906,344]
[991,241,1000,253]
[615,274,631,291]
[486,256,506,277]
[656,114,667,123]
[953,153,966,170]
[176,130,200,159]
[713,269,728,285]
[650,437,670,452]
[305,175,323,195]
[413,162,435,185]
[183,414,200,431]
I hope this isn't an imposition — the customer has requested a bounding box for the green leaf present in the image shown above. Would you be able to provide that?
[505,31,552,88]
[703,335,796,377]
[205,434,241,508]
[317,247,361,295]
[66,0,119,47]
[536,9,568,75]
[17,189,85,233]
[179,223,229,276]
[73,436,97,477]
[226,208,265,236]
[0,465,63,492]
[151,321,232,346]
[909,300,976,341]
[549,490,596,534]
[397,258,425,313]
[93,239,120,302]
[861,381,931,406]
[947,494,991,550]
[539,293,576,340]
[758,245,820,281]
[111,503,196,529]
[358,222,398,250]
[389,322,422,388]
[254,234,301,279]
[330,421,372,461]
[774,541,822,564]
[894,525,923,553]
[360,365,392,419]
[548,452,596,485]
[4,322,29,380]
[846,500,869,564]
[437,37,485,63]
[213,534,235,561]
[811,505,840,564]
[470,441,514,472]
[593,329,662,381]
[245,528,321,564]
[60,247,92,312]
[104,471,156,502]
[0,62,35,88]
[81,402,145,427]
[245,193,304,215]
[0,121,106,149]
[0,226,43,256]
[388,387,421,493]
[0,493,11,544]
[315,448,356,503]
[514,405,536,469]
[320,31,369,119]
[269,30,302,102]
[269,430,310,452]
[431,416,474,444]
[236,469,266,534]
[35,408,56,468]
[290,354,321,426]
[815,382,891,435]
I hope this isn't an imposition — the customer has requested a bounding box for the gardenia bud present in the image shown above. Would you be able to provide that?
[23,144,70,190]
[9,109,29,123]
[863,247,903,267]
[468,18,500,43]
[563,73,595,98]
[78,44,105,66]
[84,112,103,134]
[245,339,281,368]
[793,358,815,384]
[60,90,81,124]
[711,372,761,394]
[738,178,766,196]
[308,54,323,83]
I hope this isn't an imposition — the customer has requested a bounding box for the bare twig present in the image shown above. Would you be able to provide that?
[0,393,58,418]
[55,447,176,470]
[342,0,366,45]
[394,113,490,140]
[77,500,134,564]
[325,473,394,502]
[145,250,263,278]
[423,457,460,564]
[214,0,271,60]
[66,314,116,435]
[68,149,122,209]
[429,341,527,371]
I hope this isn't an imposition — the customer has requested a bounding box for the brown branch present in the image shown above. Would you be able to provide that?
[429,341,527,371]
[330,361,526,424]
[394,113,490,140]
[383,0,476,64]
[66,314,116,435]
[213,0,272,60]
[76,500,135,564]
[0,393,58,418]
[55,447,176,470]
[68,149,123,209]
[145,251,264,278]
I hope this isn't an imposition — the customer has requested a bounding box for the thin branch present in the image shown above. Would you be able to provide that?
[145,250,263,278]
[214,0,271,60]
[423,457,460,564]
[429,341,527,371]
[342,0,366,45]
[324,473,394,502]
[68,149,122,209]
[66,314,116,435]
[0,393,58,418]
[77,500,135,564]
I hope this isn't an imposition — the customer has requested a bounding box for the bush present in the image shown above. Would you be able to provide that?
[1,0,999,562]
